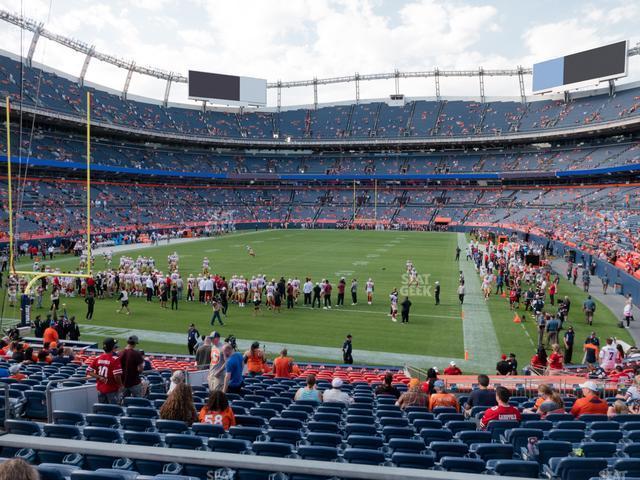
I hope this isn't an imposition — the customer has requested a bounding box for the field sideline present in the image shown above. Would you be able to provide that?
[3,229,633,372]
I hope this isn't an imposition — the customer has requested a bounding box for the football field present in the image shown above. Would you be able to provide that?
[5,229,633,372]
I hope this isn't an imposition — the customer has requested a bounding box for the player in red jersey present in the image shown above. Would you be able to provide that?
[479,386,521,430]
[87,337,123,404]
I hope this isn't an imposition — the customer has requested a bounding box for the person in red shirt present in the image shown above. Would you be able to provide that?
[444,361,462,376]
[323,280,332,309]
[337,278,346,307]
[480,386,522,429]
[273,348,293,378]
[87,337,123,404]
[548,282,557,306]
[570,381,608,417]
[547,344,564,374]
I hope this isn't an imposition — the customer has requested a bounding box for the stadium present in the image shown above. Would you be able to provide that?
[0,1,640,479]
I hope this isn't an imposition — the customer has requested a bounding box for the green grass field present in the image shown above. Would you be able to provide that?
[3,229,633,371]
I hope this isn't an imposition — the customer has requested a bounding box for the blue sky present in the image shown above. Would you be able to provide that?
[0,0,638,106]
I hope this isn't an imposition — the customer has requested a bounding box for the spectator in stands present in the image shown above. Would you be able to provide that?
[8,364,26,381]
[496,354,511,375]
[42,322,59,345]
[571,381,608,417]
[120,335,144,398]
[195,335,212,369]
[529,347,548,375]
[273,348,293,378]
[429,380,459,412]
[199,390,236,430]
[608,400,632,418]
[294,374,322,403]
[0,458,38,480]
[159,382,197,425]
[244,341,266,376]
[323,378,353,405]
[421,367,439,394]
[168,369,185,394]
[207,332,225,391]
[599,337,618,372]
[11,343,25,363]
[444,361,462,375]
[479,386,521,430]
[222,343,244,394]
[525,385,557,414]
[86,337,123,404]
[397,378,428,409]
[464,374,497,416]
[374,372,400,398]
[547,344,564,374]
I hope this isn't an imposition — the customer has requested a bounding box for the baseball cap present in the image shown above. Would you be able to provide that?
[501,354,507,360]
[579,381,599,392]
[209,331,221,339]
[127,335,139,345]
[103,337,117,351]
[332,378,344,388]
[434,380,445,388]
[449,361,456,366]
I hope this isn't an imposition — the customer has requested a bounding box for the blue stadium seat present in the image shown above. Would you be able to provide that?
[345,423,377,436]
[623,443,640,458]
[269,417,304,430]
[235,414,266,428]
[346,414,375,424]
[382,426,415,440]
[487,420,520,441]
[123,431,163,446]
[208,438,250,454]
[52,410,85,426]
[546,413,575,423]
[24,391,48,419]
[266,429,303,445]
[588,421,619,431]
[260,402,285,413]
[444,420,476,435]
[405,409,432,419]
[37,464,80,480]
[155,420,190,434]
[578,414,608,423]
[522,440,573,467]
[346,435,384,450]
[556,420,587,430]
[280,410,309,421]
[548,429,586,443]
[93,404,124,416]
[613,458,640,477]
[126,406,158,419]
[342,448,386,465]
[229,426,264,442]
[544,457,608,480]
[82,426,121,443]
[391,452,436,469]
[439,456,486,473]
[469,443,514,461]
[622,422,640,431]
[387,438,426,454]
[437,413,465,423]
[120,416,155,432]
[297,446,339,461]
[589,430,623,443]
[312,413,341,423]
[379,417,409,428]
[43,424,81,440]
[252,441,294,458]
[191,423,225,439]
[456,430,492,446]
[429,441,469,460]
[412,419,442,431]
[122,397,153,408]
[85,414,119,429]
[420,428,453,444]
[522,420,553,431]
[579,442,617,458]
[305,432,343,448]
[485,459,540,478]
[164,434,205,450]
[433,407,458,415]
[250,407,278,420]
[4,419,42,436]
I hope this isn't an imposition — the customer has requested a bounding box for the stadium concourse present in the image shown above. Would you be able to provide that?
[4,18,640,480]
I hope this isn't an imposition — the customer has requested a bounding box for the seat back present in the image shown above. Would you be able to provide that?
[342,447,386,465]
[491,460,540,478]
[391,452,435,469]
[551,457,608,480]
[164,433,204,450]
[297,445,339,461]
[430,441,469,460]
[440,456,485,473]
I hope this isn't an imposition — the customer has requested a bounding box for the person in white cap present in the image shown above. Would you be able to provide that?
[322,378,353,405]
[570,380,608,417]
[444,361,462,375]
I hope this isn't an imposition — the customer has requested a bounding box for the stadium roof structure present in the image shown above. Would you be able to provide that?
[4,8,639,109]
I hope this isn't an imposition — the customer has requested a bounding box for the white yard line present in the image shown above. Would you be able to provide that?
[457,233,501,371]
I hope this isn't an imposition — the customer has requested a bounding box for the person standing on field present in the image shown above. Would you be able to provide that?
[434,281,440,305]
[457,282,465,305]
[337,278,346,307]
[342,334,353,364]
[350,278,358,305]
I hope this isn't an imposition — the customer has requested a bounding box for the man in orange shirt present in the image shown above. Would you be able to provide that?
[273,348,293,378]
[429,380,460,412]
[42,322,59,345]
[570,381,608,417]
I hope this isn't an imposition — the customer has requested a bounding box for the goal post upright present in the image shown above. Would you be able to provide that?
[86,91,91,276]
[5,96,14,274]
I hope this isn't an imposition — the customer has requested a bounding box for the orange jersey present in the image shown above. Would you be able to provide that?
[429,393,460,412]
[273,357,292,378]
[43,327,59,345]
[246,352,265,374]
[570,394,608,417]
[198,406,236,430]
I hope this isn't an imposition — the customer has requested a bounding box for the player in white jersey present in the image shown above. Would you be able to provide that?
[247,245,255,257]
[389,290,398,322]
[292,277,300,302]
[266,281,275,308]
[202,257,210,275]
[366,278,375,304]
